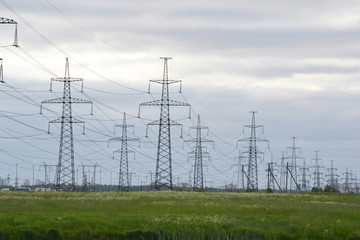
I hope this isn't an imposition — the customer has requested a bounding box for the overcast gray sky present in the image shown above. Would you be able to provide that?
[0,0,359,188]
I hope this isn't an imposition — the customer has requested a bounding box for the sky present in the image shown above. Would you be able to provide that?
[0,0,359,189]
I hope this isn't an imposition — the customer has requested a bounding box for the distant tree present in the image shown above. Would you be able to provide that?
[265,188,274,193]
[311,187,323,192]
[324,185,340,193]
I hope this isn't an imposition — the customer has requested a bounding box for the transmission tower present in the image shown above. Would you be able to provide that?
[185,115,214,190]
[286,137,304,192]
[6,174,10,186]
[266,160,278,190]
[0,17,18,83]
[326,160,339,190]
[15,164,18,189]
[109,112,139,191]
[138,57,191,190]
[39,162,57,190]
[299,161,310,192]
[237,111,269,191]
[41,58,93,191]
[233,151,246,191]
[78,163,98,192]
[278,151,286,190]
[352,173,359,194]
[311,150,324,189]
[342,167,352,193]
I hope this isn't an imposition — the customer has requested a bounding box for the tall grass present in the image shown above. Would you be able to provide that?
[0,191,359,239]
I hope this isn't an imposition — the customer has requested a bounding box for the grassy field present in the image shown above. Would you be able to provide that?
[0,191,359,239]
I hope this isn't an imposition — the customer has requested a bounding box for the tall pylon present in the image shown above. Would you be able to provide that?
[299,161,310,192]
[278,151,286,190]
[109,113,139,191]
[286,137,304,192]
[342,167,352,193]
[41,58,93,191]
[138,57,191,191]
[0,17,19,83]
[185,115,214,190]
[237,111,269,191]
[326,160,339,190]
[311,150,324,189]
[233,151,246,191]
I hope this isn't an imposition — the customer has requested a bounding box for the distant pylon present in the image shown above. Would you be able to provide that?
[299,161,310,192]
[342,167,352,193]
[278,151,286,190]
[311,150,324,189]
[286,137,304,192]
[15,164,18,189]
[185,115,214,190]
[138,57,191,191]
[109,113,139,191]
[0,17,18,47]
[237,111,269,191]
[41,58,93,191]
[266,160,277,190]
[233,151,246,191]
[39,162,57,189]
[326,160,339,190]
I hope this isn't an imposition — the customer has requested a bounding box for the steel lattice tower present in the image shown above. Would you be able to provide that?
[286,137,303,192]
[41,58,92,191]
[311,150,324,189]
[0,17,18,83]
[109,113,139,191]
[299,161,309,192]
[238,111,268,191]
[326,160,339,190]
[278,151,286,190]
[185,115,213,190]
[267,160,277,190]
[233,151,246,191]
[139,57,190,190]
[342,168,352,193]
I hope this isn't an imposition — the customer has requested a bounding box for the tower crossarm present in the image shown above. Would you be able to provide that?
[41,97,93,113]
[109,137,139,142]
[243,124,264,129]
[185,138,214,148]
[149,79,182,85]
[113,149,135,158]
[51,77,83,82]
[188,151,210,157]
[0,17,17,24]
[237,137,269,148]
[140,99,190,107]
[147,119,183,126]
[139,100,191,118]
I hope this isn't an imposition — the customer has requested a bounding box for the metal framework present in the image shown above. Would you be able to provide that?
[237,111,268,191]
[299,161,310,192]
[41,58,93,191]
[0,17,18,83]
[0,17,18,47]
[278,151,286,190]
[311,150,323,189]
[185,115,213,190]
[342,167,351,193]
[79,163,97,192]
[286,137,304,192]
[109,113,139,191]
[326,160,339,190]
[39,162,57,190]
[139,57,190,190]
[233,151,246,191]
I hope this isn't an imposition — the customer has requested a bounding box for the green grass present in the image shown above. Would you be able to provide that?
[0,191,359,239]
